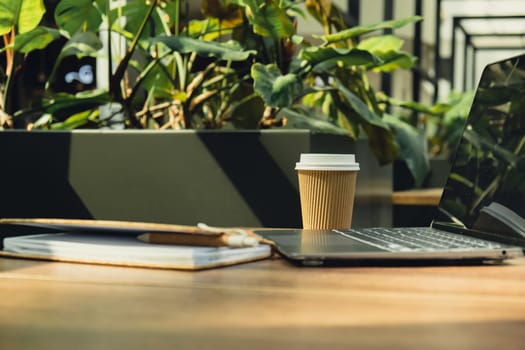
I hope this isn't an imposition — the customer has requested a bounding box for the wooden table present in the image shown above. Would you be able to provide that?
[392,188,444,206]
[1,255,525,350]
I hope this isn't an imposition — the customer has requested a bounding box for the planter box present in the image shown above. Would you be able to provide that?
[0,130,392,228]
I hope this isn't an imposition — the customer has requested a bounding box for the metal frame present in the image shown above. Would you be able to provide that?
[451,15,525,90]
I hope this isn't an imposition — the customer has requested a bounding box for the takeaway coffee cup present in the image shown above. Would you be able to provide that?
[295,154,360,230]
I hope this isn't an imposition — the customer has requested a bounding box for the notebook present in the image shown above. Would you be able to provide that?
[1,232,271,270]
[0,219,273,270]
[255,53,525,266]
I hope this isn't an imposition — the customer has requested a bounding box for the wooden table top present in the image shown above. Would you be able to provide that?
[1,255,525,350]
[392,187,444,206]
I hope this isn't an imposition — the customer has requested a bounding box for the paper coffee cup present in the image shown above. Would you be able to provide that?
[295,154,359,230]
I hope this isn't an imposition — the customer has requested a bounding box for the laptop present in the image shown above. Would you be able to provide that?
[255,53,525,266]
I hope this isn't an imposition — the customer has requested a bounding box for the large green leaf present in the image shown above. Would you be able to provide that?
[58,31,103,58]
[28,90,111,119]
[14,26,62,53]
[153,36,256,61]
[0,0,45,35]
[369,51,417,72]
[357,35,404,53]
[198,0,244,40]
[388,97,451,116]
[280,107,349,135]
[355,34,418,72]
[113,0,172,41]
[317,16,422,44]
[384,114,430,187]
[50,109,100,130]
[334,78,398,164]
[251,63,303,108]
[228,91,266,129]
[299,47,381,72]
[334,78,388,130]
[54,0,105,36]
[360,122,400,165]
[443,90,475,123]
[231,0,295,39]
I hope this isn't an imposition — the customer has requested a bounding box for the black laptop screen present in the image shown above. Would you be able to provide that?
[436,54,525,241]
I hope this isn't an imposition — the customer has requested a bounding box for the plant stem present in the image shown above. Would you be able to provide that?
[111,0,159,101]
[2,31,15,114]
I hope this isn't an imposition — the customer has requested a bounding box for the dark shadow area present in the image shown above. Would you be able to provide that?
[198,131,302,228]
[0,131,92,220]
[393,205,438,227]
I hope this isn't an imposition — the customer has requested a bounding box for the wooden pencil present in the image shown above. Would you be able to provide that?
[137,232,259,247]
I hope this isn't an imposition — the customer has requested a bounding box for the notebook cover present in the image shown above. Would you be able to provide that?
[0,218,276,270]
[0,249,273,271]
[0,218,220,236]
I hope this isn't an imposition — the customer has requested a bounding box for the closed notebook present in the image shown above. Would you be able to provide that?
[1,232,272,270]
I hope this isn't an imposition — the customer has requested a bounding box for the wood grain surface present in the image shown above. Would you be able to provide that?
[392,188,444,206]
[1,256,525,349]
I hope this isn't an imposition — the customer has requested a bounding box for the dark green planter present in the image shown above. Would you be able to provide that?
[0,130,392,228]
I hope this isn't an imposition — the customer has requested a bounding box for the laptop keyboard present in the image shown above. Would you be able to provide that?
[336,227,506,252]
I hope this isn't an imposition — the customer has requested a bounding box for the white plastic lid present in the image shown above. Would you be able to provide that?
[295,153,360,171]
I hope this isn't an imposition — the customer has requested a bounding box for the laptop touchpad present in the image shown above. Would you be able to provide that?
[256,229,386,254]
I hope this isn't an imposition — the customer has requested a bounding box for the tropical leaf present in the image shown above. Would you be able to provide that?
[384,114,430,187]
[251,63,303,108]
[280,107,349,135]
[357,35,404,53]
[299,47,381,72]
[58,31,103,58]
[54,0,105,36]
[0,0,45,35]
[231,0,295,39]
[360,122,400,165]
[388,98,451,116]
[369,51,417,72]
[317,16,422,43]
[357,35,418,72]
[334,78,398,164]
[188,18,237,41]
[13,26,62,53]
[153,36,256,61]
[50,109,100,130]
[334,78,389,130]
[228,92,265,129]
[202,0,244,24]
[28,90,111,119]
[113,0,172,41]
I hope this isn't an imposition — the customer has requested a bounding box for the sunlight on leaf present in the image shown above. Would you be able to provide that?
[252,63,303,108]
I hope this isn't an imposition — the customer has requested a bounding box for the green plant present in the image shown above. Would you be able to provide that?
[241,0,432,185]
[1,0,454,187]
[427,90,475,158]
[0,0,62,126]
[10,0,259,130]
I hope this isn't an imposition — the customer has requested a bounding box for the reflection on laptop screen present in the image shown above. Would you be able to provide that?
[436,54,525,240]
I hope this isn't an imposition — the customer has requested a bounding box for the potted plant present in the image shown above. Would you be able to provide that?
[0,0,452,227]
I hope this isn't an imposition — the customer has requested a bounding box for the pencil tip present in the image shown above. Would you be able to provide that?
[136,233,149,242]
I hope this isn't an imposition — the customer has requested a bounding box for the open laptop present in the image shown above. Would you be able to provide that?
[255,53,525,266]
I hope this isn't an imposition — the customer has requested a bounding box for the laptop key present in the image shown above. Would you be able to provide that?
[339,227,505,252]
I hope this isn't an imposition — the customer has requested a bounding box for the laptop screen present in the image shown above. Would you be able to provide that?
[435,53,525,243]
